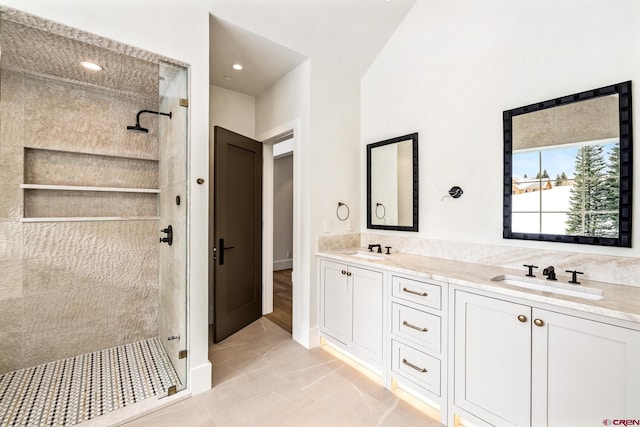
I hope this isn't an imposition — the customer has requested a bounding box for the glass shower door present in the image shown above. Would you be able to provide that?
[158,61,189,391]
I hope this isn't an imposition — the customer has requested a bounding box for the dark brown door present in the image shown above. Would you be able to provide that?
[213,126,263,343]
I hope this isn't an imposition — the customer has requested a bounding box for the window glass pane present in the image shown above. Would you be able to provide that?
[540,184,570,213]
[512,213,541,234]
[540,213,569,235]
[512,151,541,202]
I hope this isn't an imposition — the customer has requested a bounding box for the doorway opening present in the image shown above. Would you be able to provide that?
[260,127,297,337]
[265,142,293,333]
[209,125,298,344]
[211,127,263,343]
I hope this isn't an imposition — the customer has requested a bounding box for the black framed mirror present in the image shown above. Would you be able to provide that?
[503,81,632,247]
[367,132,419,232]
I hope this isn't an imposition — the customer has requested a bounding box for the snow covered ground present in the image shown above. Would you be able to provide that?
[511,186,572,234]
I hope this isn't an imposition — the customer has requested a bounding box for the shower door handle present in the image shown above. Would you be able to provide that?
[160,225,173,245]
[218,238,235,265]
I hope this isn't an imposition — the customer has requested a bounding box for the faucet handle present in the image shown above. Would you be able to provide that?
[385,246,392,255]
[523,264,538,277]
[566,270,584,284]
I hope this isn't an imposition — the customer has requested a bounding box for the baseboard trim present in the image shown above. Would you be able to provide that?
[189,362,212,394]
[273,259,293,271]
[308,326,320,348]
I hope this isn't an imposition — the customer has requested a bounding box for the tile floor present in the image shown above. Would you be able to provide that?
[0,337,180,427]
[124,318,443,427]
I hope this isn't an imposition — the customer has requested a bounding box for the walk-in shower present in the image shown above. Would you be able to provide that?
[0,7,189,426]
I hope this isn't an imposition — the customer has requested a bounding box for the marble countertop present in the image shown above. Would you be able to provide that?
[317,248,640,325]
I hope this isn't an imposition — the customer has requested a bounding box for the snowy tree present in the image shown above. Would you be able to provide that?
[557,171,569,186]
[535,169,550,179]
[600,144,620,236]
[566,145,609,236]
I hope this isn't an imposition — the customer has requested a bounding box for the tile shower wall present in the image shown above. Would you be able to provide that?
[0,69,160,374]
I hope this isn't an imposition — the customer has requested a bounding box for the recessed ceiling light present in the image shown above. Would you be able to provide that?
[232,64,243,71]
[80,61,103,71]
[223,75,233,81]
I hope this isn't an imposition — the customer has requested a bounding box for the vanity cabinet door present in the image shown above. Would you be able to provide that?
[319,260,384,365]
[350,265,384,364]
[454,291,532,427]
[531,309,640,427]
[319,260,352,344]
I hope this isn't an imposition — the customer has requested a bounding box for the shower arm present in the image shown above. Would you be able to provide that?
[135,109,172,125]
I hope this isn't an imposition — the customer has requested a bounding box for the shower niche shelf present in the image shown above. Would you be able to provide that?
[21,216,160,223]
[20,184,160,193]
[22,147,160,221]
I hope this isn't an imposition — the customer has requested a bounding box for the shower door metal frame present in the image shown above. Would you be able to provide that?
[158,61,190,391]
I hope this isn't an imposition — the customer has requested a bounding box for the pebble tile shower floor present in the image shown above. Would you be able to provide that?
[0,337,180,426]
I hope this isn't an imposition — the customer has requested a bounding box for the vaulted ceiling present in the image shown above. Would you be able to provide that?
[208,0,418,96]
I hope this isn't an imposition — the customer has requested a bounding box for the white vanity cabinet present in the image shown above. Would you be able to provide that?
[389,274,447,420]
[453,290,640,427]
[319,259,385,368]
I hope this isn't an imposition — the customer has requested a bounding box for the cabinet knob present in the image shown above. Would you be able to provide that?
[517,314,527,323]
[346,271,352,277]
[534,318,544,327]
[341,270,346,275]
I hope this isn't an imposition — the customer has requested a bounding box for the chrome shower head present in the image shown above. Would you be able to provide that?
[126,109,172,133]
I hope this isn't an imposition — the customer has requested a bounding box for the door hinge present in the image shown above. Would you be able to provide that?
[180,98,189,107]
[167,385,177,396]
[179,349,188,359]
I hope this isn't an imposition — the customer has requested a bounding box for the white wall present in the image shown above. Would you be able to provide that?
[0,0,212,394]
[256,56,362,347]
[255,62,309,138]
[256,61,313,346]
[306,62,362,345]
[209,84,255,138]
[362,0,640,258]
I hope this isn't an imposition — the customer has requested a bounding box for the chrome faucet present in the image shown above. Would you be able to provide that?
[368,244,382,253]
[542,266,557,281]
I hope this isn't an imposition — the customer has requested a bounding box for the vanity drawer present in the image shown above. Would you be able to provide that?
[392,276,442,310]
[392,303,441,353]
[391,340,441,396]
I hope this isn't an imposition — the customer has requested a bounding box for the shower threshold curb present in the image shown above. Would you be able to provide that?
[78,390,191,427]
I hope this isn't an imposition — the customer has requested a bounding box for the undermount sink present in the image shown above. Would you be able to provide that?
[345,251,386,261]
[491,274,604,300]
